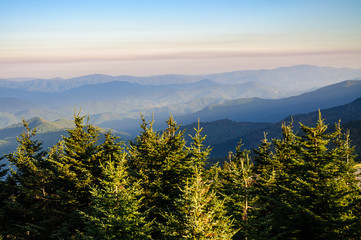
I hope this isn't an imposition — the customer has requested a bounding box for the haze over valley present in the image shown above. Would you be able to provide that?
[2,1,361,238]
[1,65,361,130]
[1,0,360,143]
[1,65,361,158]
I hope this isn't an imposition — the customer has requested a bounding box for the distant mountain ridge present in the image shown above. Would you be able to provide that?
[182,97,361,159]
[80,79,361,136]
[0,117,74,155]
[2,97,361,160]
[0,117,129,156]
[0,79,284,129]
[176,80,361,124]
[1,65,361,133]
[0,97,35,112]
[2,65,361,92]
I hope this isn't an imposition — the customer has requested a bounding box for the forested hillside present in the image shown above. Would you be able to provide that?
[2,0,361,237]
[2,96,361,161]
[0,114,360,239]
[180,97,361,160]
[0,117,128,157]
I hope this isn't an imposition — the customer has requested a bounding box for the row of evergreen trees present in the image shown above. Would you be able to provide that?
[0,113,360,239]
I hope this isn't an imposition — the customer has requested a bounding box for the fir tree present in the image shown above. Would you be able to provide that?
[0,156,10,237]
[253,132,273,175]
[127,115,193,238]
[80,152,152,240]
[1,120,51,239]
[186,119,211,169]
[162,122,236,239]
[44,113,104,238]
[254,113,361,239]
[164,167,237,239]
[220,141,255,239]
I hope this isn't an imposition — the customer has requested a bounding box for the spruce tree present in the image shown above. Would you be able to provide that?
[127,115,193,238]
[80,152,152,239]
[1,120,51,239]
[164,167,236,240]
[254,113,361,239]
[253,121,305,239]
[162,121,237,239]
[45,113,104,238]
[186,120,211,169]
[297,114,361,238]
[253,132,273,176]
[0,156,10,237]
[219,141,255,239]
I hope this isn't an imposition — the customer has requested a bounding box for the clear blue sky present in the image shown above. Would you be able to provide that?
[1,0,360,78]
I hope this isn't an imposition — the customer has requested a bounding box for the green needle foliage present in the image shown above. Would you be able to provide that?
[176,167,236,240]
[44,113,103,238]
[1,120,52,239]
[127,115,194,238]
[187,119,212,169]
[81,152,152,240]
[0,112,360,239]
[253,113,361,239]
[0,155,10,235]
[162,121,236,239]
[219,141,256,239]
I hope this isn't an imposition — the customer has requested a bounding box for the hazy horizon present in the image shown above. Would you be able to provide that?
[2,64,361,82]
[1,0,361,79]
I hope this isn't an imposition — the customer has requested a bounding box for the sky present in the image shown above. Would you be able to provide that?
[0,0,360,78]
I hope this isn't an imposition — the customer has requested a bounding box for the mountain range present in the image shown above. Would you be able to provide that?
[1,65,361,158]
[2,65,361,92]
[96,79,361,135]
[1,65,361,130]
[0,117,128,157]
[176,80,361,124]
[2,95,360,163]
[181,97,361,160]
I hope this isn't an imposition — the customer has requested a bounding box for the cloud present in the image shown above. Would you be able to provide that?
[1,49,360,65]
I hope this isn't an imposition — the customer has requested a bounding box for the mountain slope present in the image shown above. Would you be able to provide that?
[177,80,361,124]
[194,97,361,159]
[2,65,361,93]
[1,65,361,134]
[0,78,283,131]
[0,97,35,112]
[0,117,129,155]
[181,119,272,147]
[206,65,361,90]
[0,112,19,128]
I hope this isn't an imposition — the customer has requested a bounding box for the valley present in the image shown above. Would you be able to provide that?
[1,65,361,161]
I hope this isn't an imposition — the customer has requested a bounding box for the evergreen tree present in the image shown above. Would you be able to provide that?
[164,167,236,239]
[162,121,237,239]
[297,115,361,239]
[253,132,273,176]
[219,141,256,239]
[44,113,105,238]
[254,114,361,239]
[98,131,124,166]
[0,156,10,237]
[0,120,52,239]
[127,115,193,238]
[186,119,211,169]
[80,152,152,240]
[253,121,304,239]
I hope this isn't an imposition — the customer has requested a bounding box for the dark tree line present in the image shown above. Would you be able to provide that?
[0,113,360,239]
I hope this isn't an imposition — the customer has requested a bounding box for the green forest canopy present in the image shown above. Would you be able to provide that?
[0,113,360,239]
